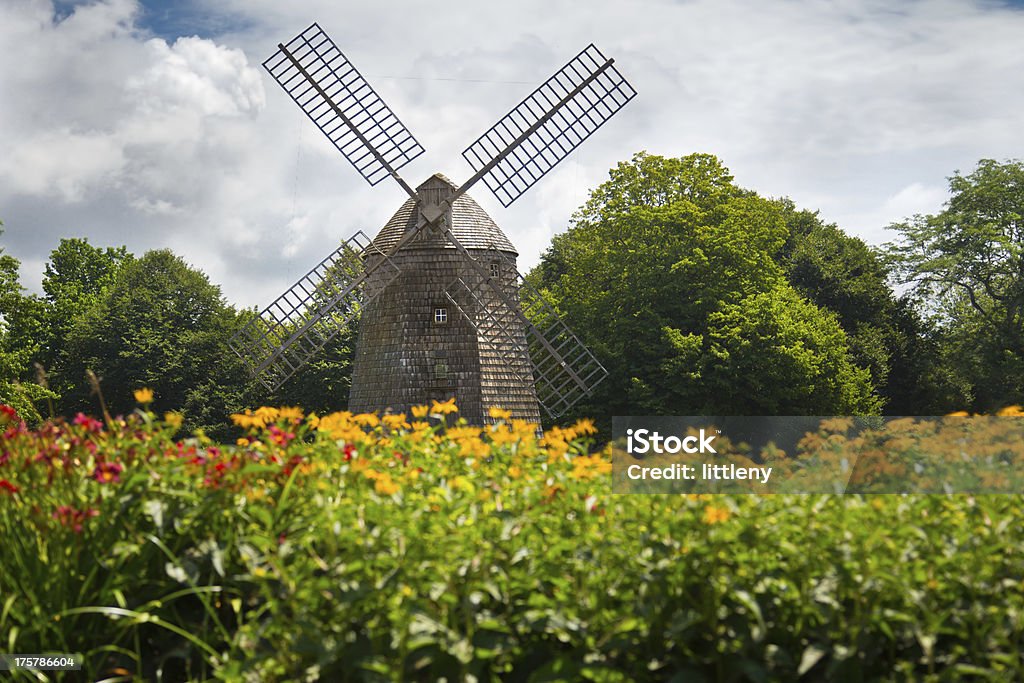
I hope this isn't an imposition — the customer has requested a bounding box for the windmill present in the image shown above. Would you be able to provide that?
[229,23,636,422]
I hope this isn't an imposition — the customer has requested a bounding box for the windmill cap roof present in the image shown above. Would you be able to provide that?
[371,173,518,254]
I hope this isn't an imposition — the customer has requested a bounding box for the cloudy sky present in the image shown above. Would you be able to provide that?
[2,0,1023,309]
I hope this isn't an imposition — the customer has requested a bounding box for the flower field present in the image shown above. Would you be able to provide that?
[2,400,1024,681]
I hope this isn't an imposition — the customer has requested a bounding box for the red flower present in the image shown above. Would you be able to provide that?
[92,461,123,484]
[0,404,18,426]
[268,425,295,447]
[283,454,303,475]
[0,479,18,494]
[343,443,356,461]
[73,413,104,434]
[53,505,99,533]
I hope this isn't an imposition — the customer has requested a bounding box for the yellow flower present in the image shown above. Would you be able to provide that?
[489,428,520,447]
[702,505,731,524]
[163,411,184,429]
[946,410,970,417]
[571,454,613,480]
[254,406,280,424]
[231,410,260,429]
[431,398,458,416]
[488,407,512,421]
[411,404,430,419]
[353,412,380,428]
[375,474,399,495]
[459,439,490,459]
[447,426,483,441]
[382,413,410,430]
[996,405,1024,417]
[306,412,320,429]
[277,406,304,423]
[571,418,597,436]
[133,388,154,405]
[508,465,522,479]
[820,417,854,434]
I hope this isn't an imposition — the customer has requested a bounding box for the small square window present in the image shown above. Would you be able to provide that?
[434,363,448,380]
[489,261,500,278]
[434,308,448,323]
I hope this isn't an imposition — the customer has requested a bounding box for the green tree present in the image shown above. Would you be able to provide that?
[533,152,879,425]
[271,324,357,415]
[39,238,131,370]
[887,158,1024,410]
[696,285,879,414]
[777,203,962,413]
[61,249,249,432]
[0,224,56,423]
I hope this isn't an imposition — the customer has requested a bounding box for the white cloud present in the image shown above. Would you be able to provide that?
[1,0,1023,313]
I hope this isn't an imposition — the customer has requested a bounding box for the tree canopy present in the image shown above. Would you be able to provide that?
[887,158,1024,410]
[532,152,880,425]
[0,225,57,422]
[58,249,250,430]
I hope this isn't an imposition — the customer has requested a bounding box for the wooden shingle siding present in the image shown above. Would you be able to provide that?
[349,175,542,425]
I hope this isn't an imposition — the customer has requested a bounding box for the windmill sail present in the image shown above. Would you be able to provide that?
[460,44,636,207]
[264,23,423,193]
[444,249,607,418]
[229,231,399,391]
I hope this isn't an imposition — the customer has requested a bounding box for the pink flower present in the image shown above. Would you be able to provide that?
[73,413,104,434]
[92,461,123,484]
[268,425,295,447]
[53,505,99,533]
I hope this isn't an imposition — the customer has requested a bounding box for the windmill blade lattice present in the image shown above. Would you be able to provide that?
[229,231,400,391]
[445,250,608,418]
[444,275,534,384]
[461,44,636,207]
[264,23,424,189]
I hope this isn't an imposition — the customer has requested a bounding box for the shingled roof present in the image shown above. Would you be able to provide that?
[371,173,518,254]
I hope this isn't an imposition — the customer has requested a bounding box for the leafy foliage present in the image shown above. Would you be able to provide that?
[887,158,1024,410]
[534,153,879,424]
[0,226,57,423]
[777,203,962,413]
[59,249,250,434]
[2,401,1023,680]
[697,285,880,414]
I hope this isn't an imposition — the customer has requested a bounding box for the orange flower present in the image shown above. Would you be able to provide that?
[374,474,399,495]
[277,406,304,423]
[488,407,512,421]
[702,505,731,524]
[431,398,458,416]
[133,388,154,405]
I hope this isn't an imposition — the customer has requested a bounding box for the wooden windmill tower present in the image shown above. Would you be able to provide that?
[229,23,636,422]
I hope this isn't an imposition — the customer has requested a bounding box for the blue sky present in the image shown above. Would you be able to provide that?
[2,0,1023,309]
